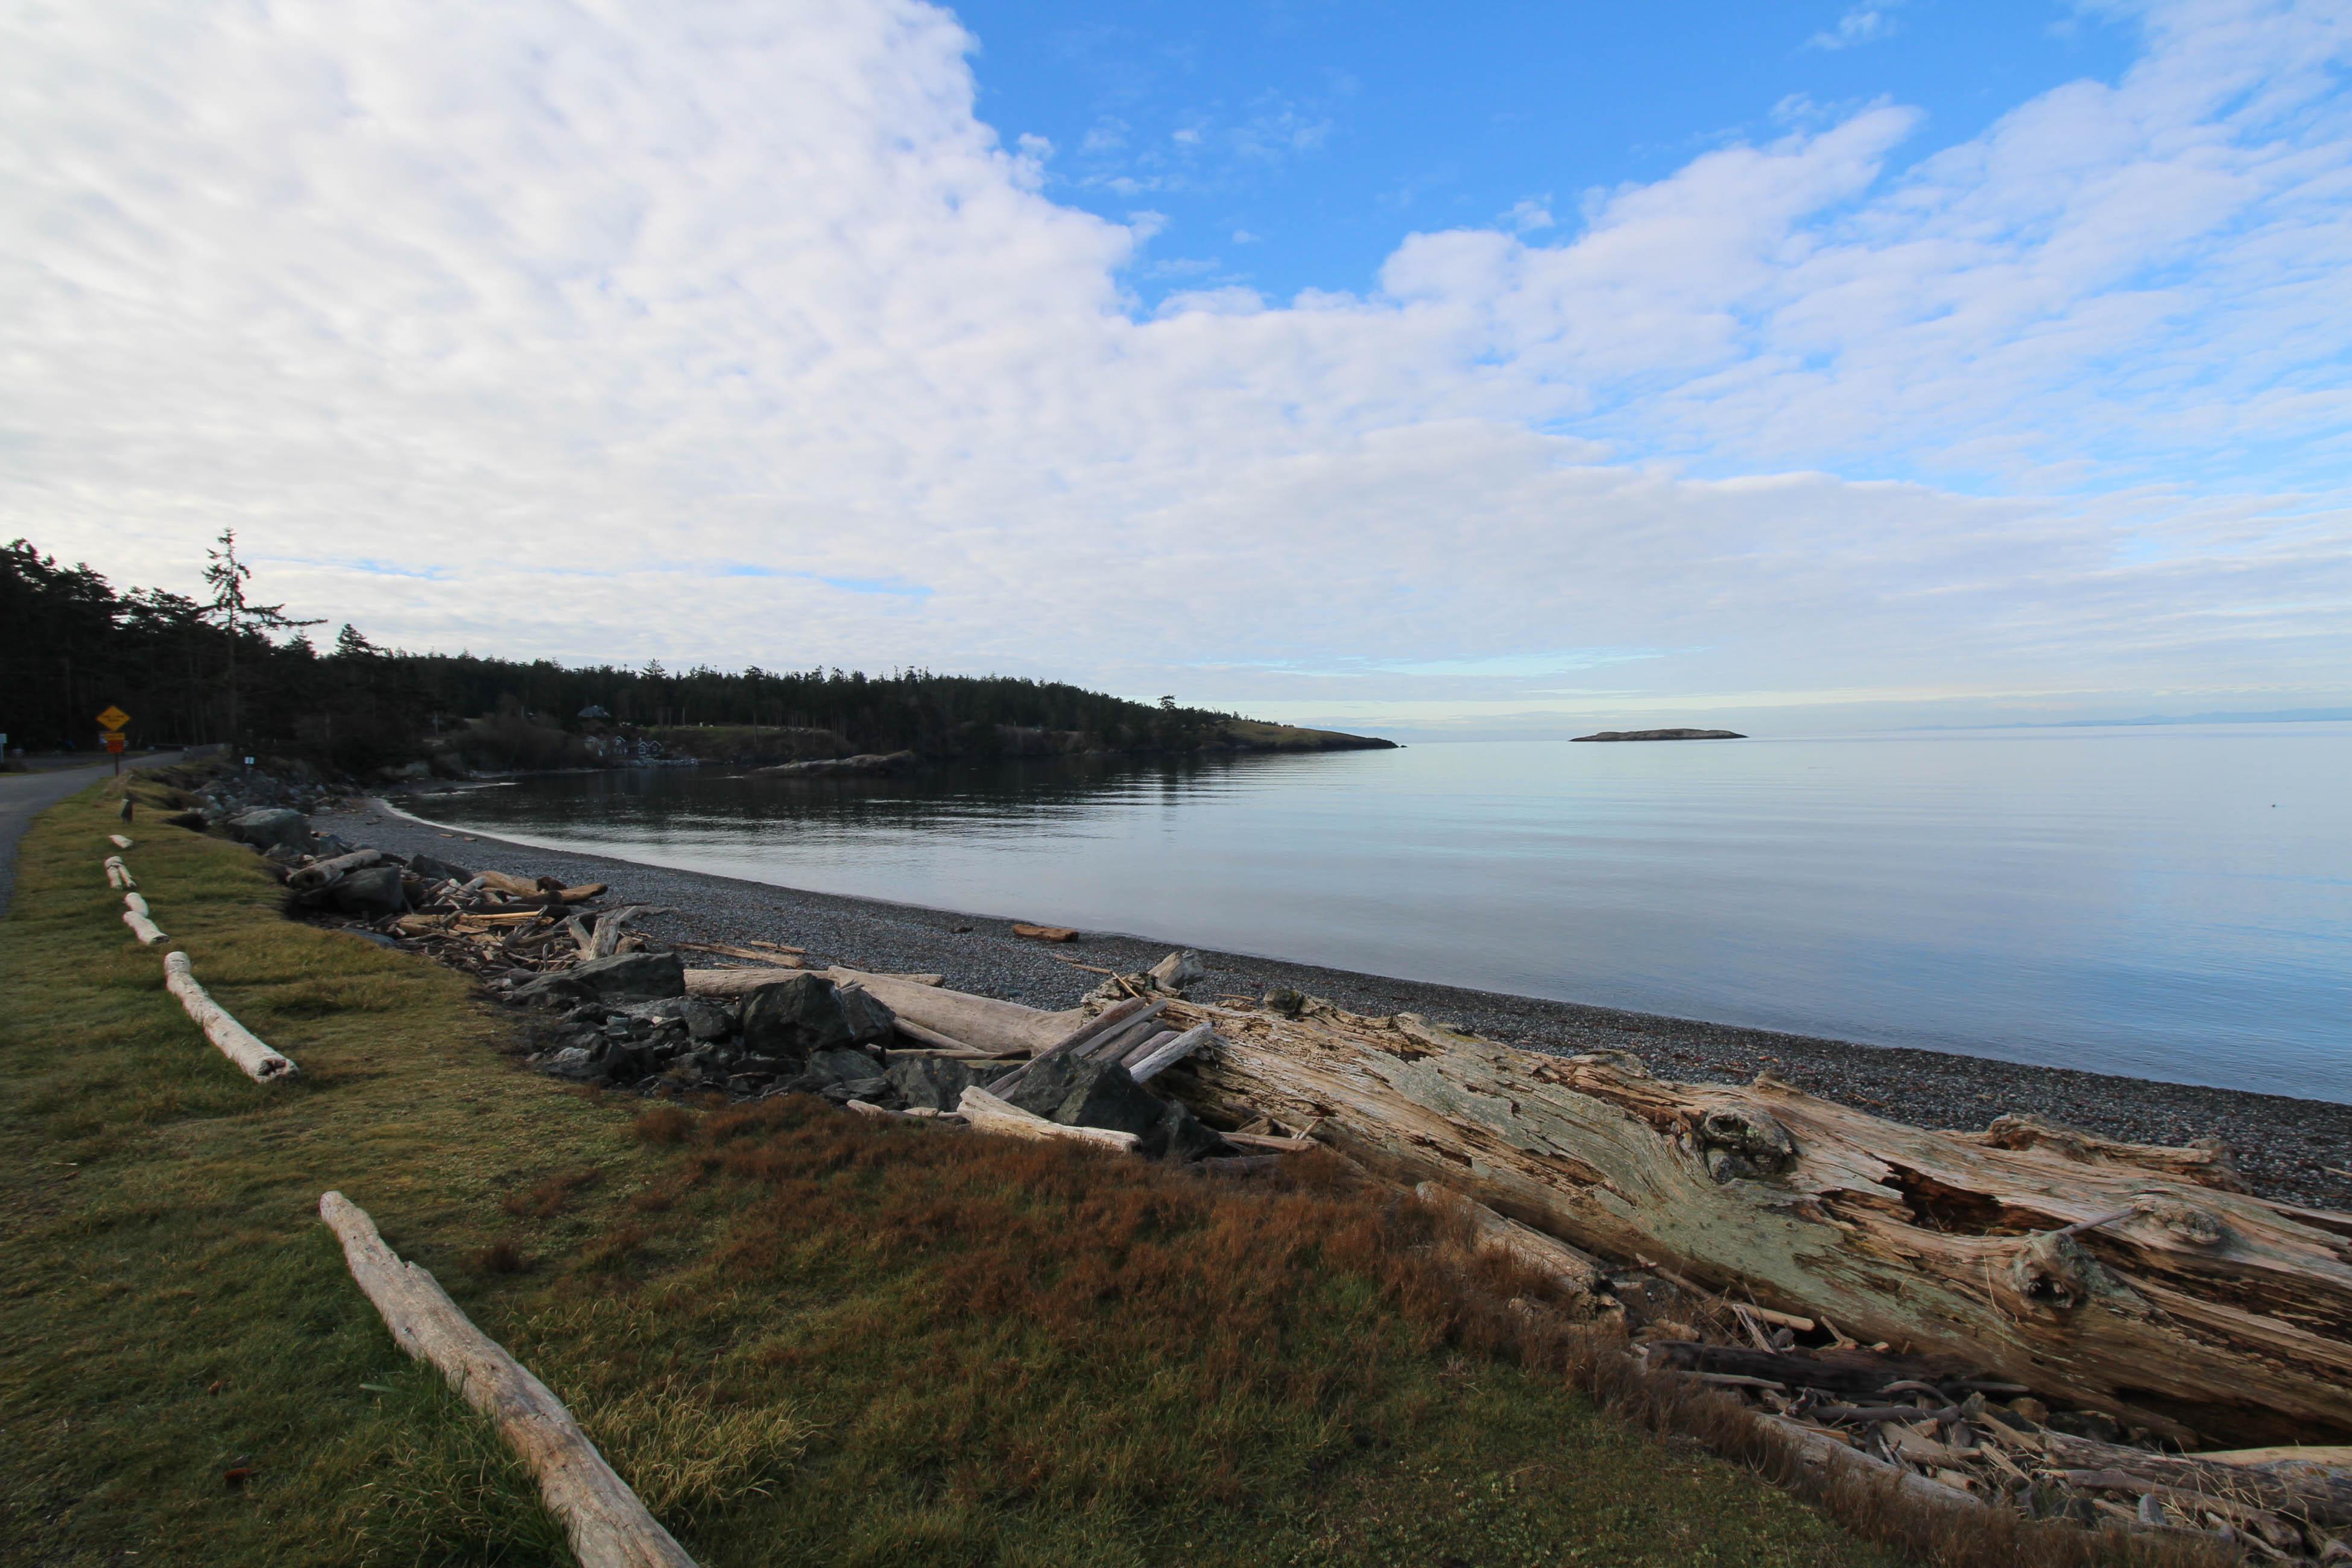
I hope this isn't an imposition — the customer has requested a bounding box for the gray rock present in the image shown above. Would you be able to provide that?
[779,1046,891,1098]
[617,996,690,1026]
[544,1045,596,1079]
[807,1046,891,1085]
[739,973,893,1059]
[514,950,686,1007]
[406,852,472,884]
[1148,949,1207,994]
[834,982,896,1045]
[328,865,407,917]
[1004,1054,1220,1158]
[684,996,736,1042]
[229,808,312,853]
[886,1054,976,1111]
[1151,1099,1228,1163]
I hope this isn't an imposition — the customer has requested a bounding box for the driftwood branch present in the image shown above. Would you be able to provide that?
[1415,1181,1607,1295]
[1130,1022,1215,1084]
[956,1087,1140,1153]
[318,1192,697,1568]
[163,951,296,1082]
[121,892,167,946]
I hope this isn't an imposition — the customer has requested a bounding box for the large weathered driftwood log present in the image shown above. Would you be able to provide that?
[318,1192,697,1568]
[162,951,297,1082]
[1155,997,2352,1447]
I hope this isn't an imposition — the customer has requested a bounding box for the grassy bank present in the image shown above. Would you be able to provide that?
[1,777,1888,1565]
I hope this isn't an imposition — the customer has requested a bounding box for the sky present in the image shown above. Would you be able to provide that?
[3,0,2349,738]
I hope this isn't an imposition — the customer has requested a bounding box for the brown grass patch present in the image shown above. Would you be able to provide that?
[501,1165,601,1218]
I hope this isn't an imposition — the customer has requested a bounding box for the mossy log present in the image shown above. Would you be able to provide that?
[1154,997,2352,1448]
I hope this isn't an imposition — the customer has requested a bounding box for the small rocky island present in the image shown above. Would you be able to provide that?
[1570,728,1745,742]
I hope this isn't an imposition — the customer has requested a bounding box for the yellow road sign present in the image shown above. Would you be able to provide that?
[95,705,130,732]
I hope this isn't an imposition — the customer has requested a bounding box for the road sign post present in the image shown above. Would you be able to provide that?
[96,706,130,776]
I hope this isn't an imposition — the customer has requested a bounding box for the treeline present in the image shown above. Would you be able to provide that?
[1,537,1236,770]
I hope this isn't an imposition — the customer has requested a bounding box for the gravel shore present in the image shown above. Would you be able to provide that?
[329,794,2352,1209]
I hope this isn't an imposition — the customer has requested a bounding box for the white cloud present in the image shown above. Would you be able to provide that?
[1810,2,1905,51]
[1505,197,1557,233]
[1,0,2348,730]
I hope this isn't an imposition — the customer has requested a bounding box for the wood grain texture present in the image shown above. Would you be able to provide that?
[1160,996,2352,1446]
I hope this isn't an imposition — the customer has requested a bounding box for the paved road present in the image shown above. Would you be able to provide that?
[0,762,116,917]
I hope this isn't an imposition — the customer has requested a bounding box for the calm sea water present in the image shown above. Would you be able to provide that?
[413,726,2352,1101]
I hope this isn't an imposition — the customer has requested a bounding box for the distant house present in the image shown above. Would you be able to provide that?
[578,704,612,721]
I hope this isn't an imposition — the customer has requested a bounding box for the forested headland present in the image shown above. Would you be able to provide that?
[2,537,1387,771]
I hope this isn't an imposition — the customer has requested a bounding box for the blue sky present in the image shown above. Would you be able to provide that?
[3,0,2348,736]
[964,1,2136,310]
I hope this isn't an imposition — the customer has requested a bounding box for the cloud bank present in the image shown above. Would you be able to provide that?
[2,0,2348,731]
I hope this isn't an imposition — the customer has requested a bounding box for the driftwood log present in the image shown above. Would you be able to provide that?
[288,849,387,891]
[1416,1181,1607,1295]
[121,892,167,946]
[318,1192,697,1568]
[830,968,1083,1056]
[1130,1022,1215,1083]
[163,951,297,1082]
[1154,997,2352,1447]
[683,966,805,999]
[956,1087,1140,1153]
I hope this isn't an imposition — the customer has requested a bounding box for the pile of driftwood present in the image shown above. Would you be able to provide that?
[276,844,648,979]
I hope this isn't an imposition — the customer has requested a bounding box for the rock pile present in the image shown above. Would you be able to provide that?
[493,960,1232,1158]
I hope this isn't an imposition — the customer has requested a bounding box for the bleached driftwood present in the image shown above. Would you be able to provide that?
[318,1192,697,1568]
[163,950,296,1083]
[1130,1022,1215,1084]
[1159,996,2352,1447]
[1415,1181,1607,1295]
[683,966,802,999]
[832,967,1083,1057]
[104,855,134,891]
[1078,1001,1171,1064]
[109,833,133,850]
[288,849,387,891]
[121,892,167,946]
[888,1016,1012,1056]
[956,1087,1140,1153]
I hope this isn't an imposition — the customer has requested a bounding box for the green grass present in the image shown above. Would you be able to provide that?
[1,775,1892,1566]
